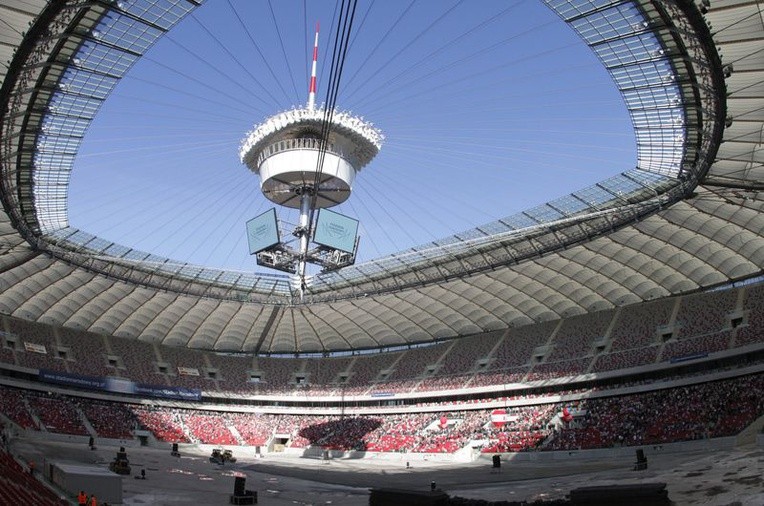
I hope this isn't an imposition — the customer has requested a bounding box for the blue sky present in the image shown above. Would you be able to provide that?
[68,0,635,274]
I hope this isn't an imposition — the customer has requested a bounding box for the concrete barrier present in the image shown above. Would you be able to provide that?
[477,437,736,463]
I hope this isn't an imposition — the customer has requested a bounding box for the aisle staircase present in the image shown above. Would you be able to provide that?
[22,398,44,432]
[227,424,246,446]
[735,414,764,447]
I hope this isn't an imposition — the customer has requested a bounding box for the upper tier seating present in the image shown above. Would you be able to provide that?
[0,284,759,395]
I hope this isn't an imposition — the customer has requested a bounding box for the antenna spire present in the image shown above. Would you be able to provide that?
[307,22,319,110]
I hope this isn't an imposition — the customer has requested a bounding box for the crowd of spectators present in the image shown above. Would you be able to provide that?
[0,283,760,398]
[735,284,764,346]
[0,385,38,429]
[609,298,673,352]
[207,353,259,393]
[383,343,450,383]
[0,332,18,366]
[340,353,399,393]
[546,374,764,450]
[0,372,761,454]
[416,374,471,392]
[26,392,88,436]
[301,355,355,388]
[675,289,737,339]
[297,416,382,451]
[490,321,555,370]
[132,407,190,443]
[363,413,425,452]
[156,345,214,391]
[468,368,529,387]
[479,404,559,453]
[107,337,165,386]
[436,331,503,377]
[227,413,275,446]
[546,313,611,363]
[57,327,110,377]
[410,411,487,453]
[591,346,660,373]
[368,378,422,394]
[661,332,732,361]
[79,400,137,439]
[526,358,591,381]
[6,317,63,373]
[184,413,238,445]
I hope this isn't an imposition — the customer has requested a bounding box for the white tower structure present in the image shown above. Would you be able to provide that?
[239,24,383,284]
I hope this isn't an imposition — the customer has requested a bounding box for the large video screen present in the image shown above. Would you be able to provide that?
[313,208,359,254]
[246,208,280,254]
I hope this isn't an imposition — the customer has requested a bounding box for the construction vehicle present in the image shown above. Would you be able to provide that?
[209,448,236,464]
[109,448,131,475]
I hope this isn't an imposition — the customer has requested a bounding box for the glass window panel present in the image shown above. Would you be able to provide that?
[178,265,203,277]
[67,229,96,245]
[103,243,131,257]
[574,184,617,205]
[120,0,196,31]
[86,237,113,252]
[75,41,138,76]
[571,3,643,45]
[594,33,662,67]
[623,86,681,109]
[599,173,644,195]
[217,272,241,284]
[552,194,590,214]
[48,93,102,117]
[60,68,118,100]
[545,0,622,21]
[42,116,90,137]
[197,269,222,282]
[95,14,163,54]
[525,205,564,223]
[501,214,539,229]
[610,59,675,88]
[123,250,151,261]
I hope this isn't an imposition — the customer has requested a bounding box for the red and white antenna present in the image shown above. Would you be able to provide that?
[307,22,319,110]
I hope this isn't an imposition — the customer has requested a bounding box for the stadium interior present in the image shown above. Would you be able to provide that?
[0,0,762,505]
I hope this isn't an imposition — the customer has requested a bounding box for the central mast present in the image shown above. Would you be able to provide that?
[239,21,383,295]
[307,22,319,111]
[296,23,321,283]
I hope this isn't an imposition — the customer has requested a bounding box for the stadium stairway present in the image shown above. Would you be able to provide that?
[78,407,98,439]
[735,414,764,447]
[175,413,196,443]
[23,397,45,432]
[0,413,23,437]
[228,424,246,446]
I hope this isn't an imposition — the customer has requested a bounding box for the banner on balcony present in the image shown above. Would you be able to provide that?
[39,369,107,390]
[38,370,200,401]
[24,342,47,354]
[134,383,201,401]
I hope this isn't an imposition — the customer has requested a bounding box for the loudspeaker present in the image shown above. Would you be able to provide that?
[492,455,501,468]
[172,443,179,453]
[234,476,246,496]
